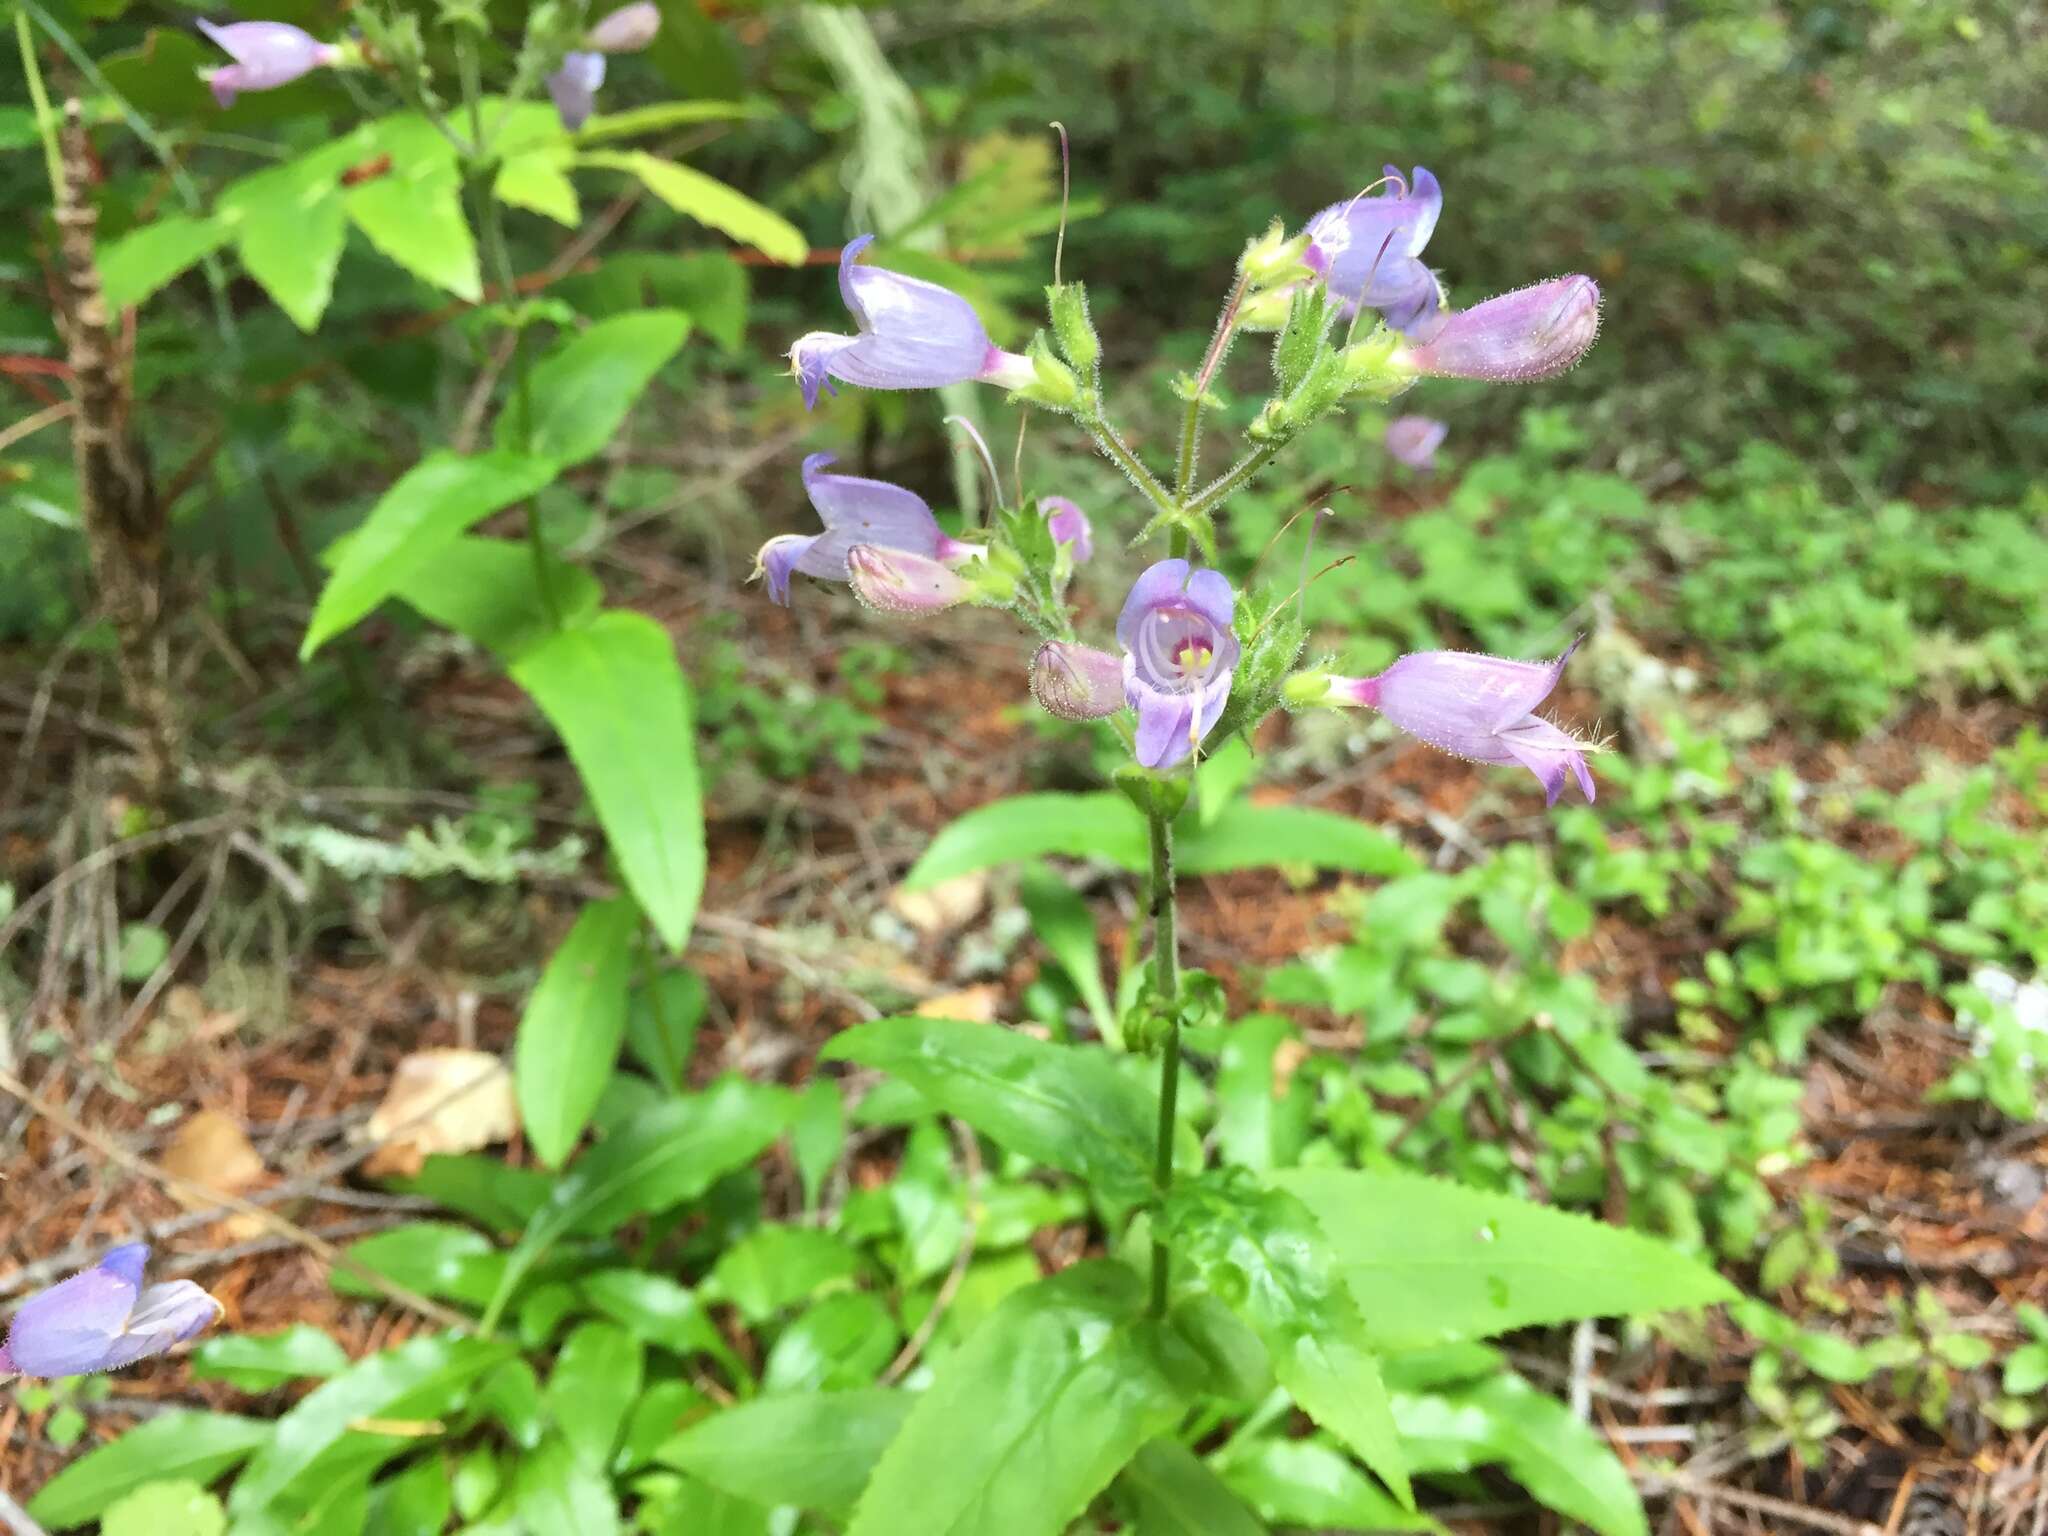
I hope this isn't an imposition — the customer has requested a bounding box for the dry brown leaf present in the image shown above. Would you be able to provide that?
[888,871,988,939]
[914,984,1003,1024]
[162,1108,268,1240]
[358,1049,518,1178]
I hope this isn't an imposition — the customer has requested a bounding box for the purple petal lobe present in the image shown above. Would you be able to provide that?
[586,2,660,53]
[845,546,971,614]
[1116,560,1240,768]
[755,534,817,605]
[1355,643,1596,803]
[1405,276,1601,383]
[1384,415,1448,470]
[1040,497,1094,564]
[1305,166,1443,334]
[789,332,857,411]
[1031,643,1123,720]
[798,454,946,577]
[96,1281,223,1371]
[2,1245,146,1378]
[546,52,606,131]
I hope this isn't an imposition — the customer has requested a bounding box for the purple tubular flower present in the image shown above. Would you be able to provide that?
[1403,276,1601,383]
[1305,166,1443,336]
[755,453,977,605]
[1040,496,1094,565]
[547,51,607,132]
[1118,560,1240,770]
[1,1244,221,1379]
[197,20,339,109]
[586,2,660,52]
[1384,415,1448,470]
[846,546,972,614]
[1334,641,1596,805]
[789,237,1036,410]
[1031,642,1123,721]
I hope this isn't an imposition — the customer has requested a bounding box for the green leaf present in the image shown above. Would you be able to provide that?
[846,1263,1192,1536]
[1219,1440,1439,1533]
[823,1016,1155,1204]
[97,214,232,309]
[625,968,705,1094]
[383,1154,554,1233]
[501,310,691,466]
[1177,804,1420,878]
[391,534,601,661]
[705,1225,862,1322]
[656,1389,910,1516]
[1019,861,1116,1042]
[791,1077,844,1212]
[227,1335,514,1520]
[366,1453,452,1536]
[346,116,480,300]
[762,1291,901,1393]
[190,1325,350,1392]
[1394,1373,1646,1536]
[512,1436,622,1536]
[546,1321,643,1467]
[660,250,750,354]
[476,1359,547,1449]
[575,100,769,144]
[1277,1168,1739,1349]
[495,149,581,227]
[1121,1440,1268,1536]
[1213,1015,1312,1174]
[578,1269,727,1361]
[1194,735,1256,828]
[302,451,556,657]
[1163,1177,1409,1506]
[517,896,641,1166]
[27,1414,269,1530]
[219,140,361,330]
[484,1078,788,1328]
[100,1481,225,1536]
[511,612,705,952]
[333,1222,503,1308]
[581,150,805,264]
[906,794,1147,889]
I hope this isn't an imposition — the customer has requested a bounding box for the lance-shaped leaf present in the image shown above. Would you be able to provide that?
[498,309,691,465]
[823,1016,1155,1205]
[656,1389,912,1515]
[846,1263,1193,1536]
[96,215,233,309]
[516,897,640,1166]
[1161,1174,1410,1507]
[511,612,704,951]
[582,150,806,264]
[1275,1167,1737,1349]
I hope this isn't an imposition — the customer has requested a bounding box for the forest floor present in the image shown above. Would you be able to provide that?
[1,510,2043,1535]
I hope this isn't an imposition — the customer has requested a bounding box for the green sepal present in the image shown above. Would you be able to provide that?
[1048,281,1101,376]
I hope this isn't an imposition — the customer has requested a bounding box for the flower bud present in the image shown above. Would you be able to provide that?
[1398,276,1601,383]
[1030,642,1124,721]
[1047,282,1100,377]
[1240,220,1317,288]
[586,1,659,52]
[1340,330,1405,399]
[846,546,972,615]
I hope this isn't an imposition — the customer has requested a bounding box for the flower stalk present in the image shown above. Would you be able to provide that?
[1147,805,1181,1318]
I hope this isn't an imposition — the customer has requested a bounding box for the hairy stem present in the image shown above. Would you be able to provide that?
[1186,442,1282,522]
[1081,416,1177,526]
[1147,807,1181,1317]
[1175,270,1249,503]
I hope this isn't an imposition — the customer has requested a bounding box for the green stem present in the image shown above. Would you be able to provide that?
[1147,807,1181,1318]
[1185,442,1282,522]
[1081,416,1177,526]
[1175,271,1249,503]
[470,175,561,629]
[14,9,62,204]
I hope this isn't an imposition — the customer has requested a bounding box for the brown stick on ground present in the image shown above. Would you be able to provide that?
[52,98,177,795]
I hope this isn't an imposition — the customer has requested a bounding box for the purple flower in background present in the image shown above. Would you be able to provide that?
[197,20,339,108]
[585,1,661,52]
[1119,560,1240,770]
[1031,641,1124,721]
[545,4,660,129]
[790,236,1036,410]
[0,1244,221,1379]
[846,546,973,614]
[1402,276,1601,383]
[546,52,607,132]
[1384,415,1448,471]
[1331,641,1597,805]
[1305,166,1443,335]
[1040,496,1094,565]
[755,453,978,605]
